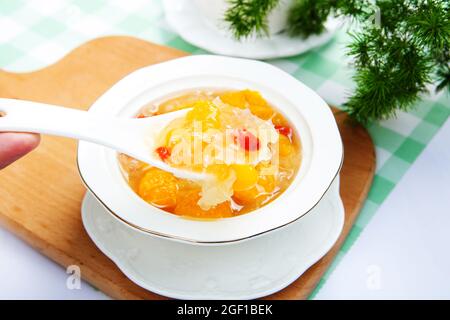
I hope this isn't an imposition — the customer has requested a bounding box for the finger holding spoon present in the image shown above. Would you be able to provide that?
[0,132,41,169]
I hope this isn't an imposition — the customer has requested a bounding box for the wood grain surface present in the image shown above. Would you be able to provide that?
[0,36,375,299]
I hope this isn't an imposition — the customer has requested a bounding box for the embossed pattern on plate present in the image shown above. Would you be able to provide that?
[82,178,344,299]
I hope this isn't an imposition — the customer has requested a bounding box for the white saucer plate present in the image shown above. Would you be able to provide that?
[81,177,344,299]
[163,0,343,59]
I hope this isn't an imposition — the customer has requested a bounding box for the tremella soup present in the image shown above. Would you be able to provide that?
[119,89,301,219]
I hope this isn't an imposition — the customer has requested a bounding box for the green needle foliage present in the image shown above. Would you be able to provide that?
[287,0,333,37]
[224,0,450,124]
[224,0,280,39]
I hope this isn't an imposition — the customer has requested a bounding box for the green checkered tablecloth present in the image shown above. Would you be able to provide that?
[1,0,449,298]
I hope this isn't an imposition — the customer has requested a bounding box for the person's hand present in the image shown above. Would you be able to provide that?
[0,133,40,169]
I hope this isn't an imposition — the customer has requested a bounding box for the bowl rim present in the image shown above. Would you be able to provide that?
[77,55,343,244]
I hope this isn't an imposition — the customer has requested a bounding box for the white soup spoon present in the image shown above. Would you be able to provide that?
[0,98,208,181]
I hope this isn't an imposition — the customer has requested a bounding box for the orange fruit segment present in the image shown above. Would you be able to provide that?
[174,189,233,218]
[244,90,274,120]
[231,164,258,191]
[243,90,267,106]
[138,168,178,209]
[233,187,259,204]
[219,91,247,108]
[220,90,274,120]
[232,172,276,205]
[271,112,288,126]
[278,134,294,157]
[206,164,231,181]
[186,101,220,129]
[249,104,274,120]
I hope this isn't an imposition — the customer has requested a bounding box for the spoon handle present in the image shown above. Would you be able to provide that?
[0,98,130,150]
[0,98,207,181]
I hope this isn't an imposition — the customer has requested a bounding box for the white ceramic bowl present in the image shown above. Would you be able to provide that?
[77,55,343,244]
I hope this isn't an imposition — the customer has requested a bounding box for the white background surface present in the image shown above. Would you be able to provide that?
[0,120,448,299]
[316,119,450,299]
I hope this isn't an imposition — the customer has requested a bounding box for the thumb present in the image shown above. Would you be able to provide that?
[0,133,41,169]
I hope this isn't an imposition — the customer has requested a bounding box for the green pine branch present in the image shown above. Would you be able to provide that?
[224,0,280,39]
[343,0,449,124]
[287,0,332,37]
[224,0,449,124]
